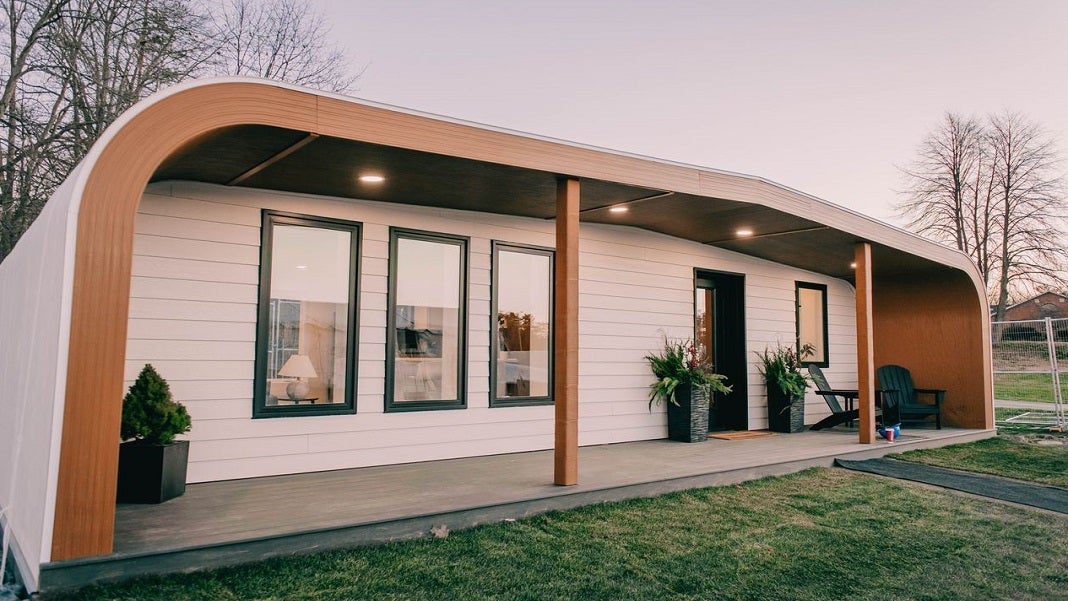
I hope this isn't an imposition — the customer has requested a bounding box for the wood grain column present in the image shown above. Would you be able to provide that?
[554,178,580,485]
[855,242,875,444]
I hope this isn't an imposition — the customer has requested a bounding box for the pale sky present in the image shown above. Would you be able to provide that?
[310,0,1068,223]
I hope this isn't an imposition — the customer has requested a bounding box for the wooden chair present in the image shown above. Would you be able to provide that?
[807,365,882,430]
[876,364,943,429]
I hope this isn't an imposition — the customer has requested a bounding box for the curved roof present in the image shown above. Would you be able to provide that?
[78,77,982,288]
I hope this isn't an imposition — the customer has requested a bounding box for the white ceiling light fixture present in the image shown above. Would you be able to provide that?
[609,205,629,214]
[736,228,754,237]
[358,174,386,183]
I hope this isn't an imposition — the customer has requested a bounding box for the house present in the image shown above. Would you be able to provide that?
[0,78,993,592]
[995,291,1068,342]
[1002,291,1068,321]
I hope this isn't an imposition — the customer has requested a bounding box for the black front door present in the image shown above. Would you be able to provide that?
[695,270,747,431]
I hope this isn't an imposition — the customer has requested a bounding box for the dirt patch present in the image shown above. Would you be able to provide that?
[1008,432,1068,445]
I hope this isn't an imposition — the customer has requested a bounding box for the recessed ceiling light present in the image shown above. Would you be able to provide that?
[296,265,309,270]
[359,174,385,183]
[849,262,857,269]
[736,228,754,237]
[609,206,629,213]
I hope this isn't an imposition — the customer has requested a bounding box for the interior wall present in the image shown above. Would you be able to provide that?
[871,270,992,428]
[128,181,858,483]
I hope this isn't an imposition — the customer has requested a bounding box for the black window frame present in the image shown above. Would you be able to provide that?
[490,241,555,408]
[385,227,469,412]
[795,281,829,367]
[253,210,361,419]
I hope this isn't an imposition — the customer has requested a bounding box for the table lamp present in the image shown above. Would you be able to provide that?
[278,354,317,399]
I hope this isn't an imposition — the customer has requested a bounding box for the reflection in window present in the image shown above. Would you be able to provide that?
[387,231,467,410]
[492,244,553,406]
[796,282,828,366]
[255,214,359,417]
[695,283,717,372]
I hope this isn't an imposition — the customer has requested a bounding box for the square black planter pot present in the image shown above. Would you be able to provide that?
[666,383,709,443]
[767,387,805,433]
[117,440,189,503]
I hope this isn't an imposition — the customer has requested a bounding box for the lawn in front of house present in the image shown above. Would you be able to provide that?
[893,429,1067,488]
[51,468,1068,601]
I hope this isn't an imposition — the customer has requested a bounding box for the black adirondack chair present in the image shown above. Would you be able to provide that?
[876,364,943,429]
[807,365,882,431]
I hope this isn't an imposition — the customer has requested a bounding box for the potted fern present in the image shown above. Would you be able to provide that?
[646,337,731,442]
[117,364,192,503]
[756,343,813,433]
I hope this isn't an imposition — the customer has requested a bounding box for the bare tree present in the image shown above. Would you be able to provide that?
[898,113,984,255]
[53,0,211,147]
[986,112,1066,320]
[0,0,74,256]
[0,0,361,259]
[898,112,1067,319]
[208,0,359,93]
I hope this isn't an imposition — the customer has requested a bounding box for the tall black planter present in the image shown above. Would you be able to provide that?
[767,386,805,433]
[117,440,189,503]
[666,383,709,443]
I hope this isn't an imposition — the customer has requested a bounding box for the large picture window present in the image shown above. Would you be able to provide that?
[386,229,468,411]
[796,281,829,367]
[491,243,553,407]
[254,212,360,418]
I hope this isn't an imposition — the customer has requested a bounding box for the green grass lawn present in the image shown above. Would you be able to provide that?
[50,469,1068,601]
[892,437,1068,488]
[994,372,1068,402]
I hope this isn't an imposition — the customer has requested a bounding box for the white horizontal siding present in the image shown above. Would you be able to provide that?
[128,182,856,483]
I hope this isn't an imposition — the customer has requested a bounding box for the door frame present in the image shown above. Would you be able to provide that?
[693,268,748,430]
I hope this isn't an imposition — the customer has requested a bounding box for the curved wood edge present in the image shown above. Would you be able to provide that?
[52,83,317,560]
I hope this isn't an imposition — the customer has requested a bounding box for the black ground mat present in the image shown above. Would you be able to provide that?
[835,458,1068,514]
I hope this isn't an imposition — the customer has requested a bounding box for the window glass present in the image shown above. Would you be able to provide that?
[388,232,467,409]
[493,245,553,405]
[256,215,358,417]
[695,285,716,370]
[796,282,828,366]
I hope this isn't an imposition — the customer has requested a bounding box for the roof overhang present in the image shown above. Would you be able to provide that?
[144,78,981,285]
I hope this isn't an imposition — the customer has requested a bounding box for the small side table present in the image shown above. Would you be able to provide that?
[286,397,319,405]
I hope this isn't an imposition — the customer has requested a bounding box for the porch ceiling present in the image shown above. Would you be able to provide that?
[152,124,948,282]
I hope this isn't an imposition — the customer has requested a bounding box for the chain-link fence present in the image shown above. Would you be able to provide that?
[991,317,1066,429]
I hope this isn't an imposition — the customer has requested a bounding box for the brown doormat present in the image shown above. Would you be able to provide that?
[709,431,777,440]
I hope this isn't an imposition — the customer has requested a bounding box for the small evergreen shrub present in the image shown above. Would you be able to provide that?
[121,364,191,445]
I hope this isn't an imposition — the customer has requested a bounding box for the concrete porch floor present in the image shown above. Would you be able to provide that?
[42,426,993,590]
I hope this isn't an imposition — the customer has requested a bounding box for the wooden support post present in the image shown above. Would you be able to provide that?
[554,177,580,485]
[855,242,875,444]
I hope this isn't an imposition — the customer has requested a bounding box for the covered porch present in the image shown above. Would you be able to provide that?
[27,79,993,579]
[40,426,992,589]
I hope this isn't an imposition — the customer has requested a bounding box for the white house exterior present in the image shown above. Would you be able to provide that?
[130,181,858,483]
[0,78,993,592]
